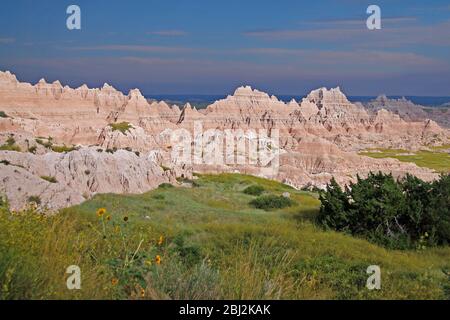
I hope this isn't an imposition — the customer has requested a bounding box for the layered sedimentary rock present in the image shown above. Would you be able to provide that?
[0,71,449,210]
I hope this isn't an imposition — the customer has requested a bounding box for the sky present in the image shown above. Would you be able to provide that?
[0,0,450,96]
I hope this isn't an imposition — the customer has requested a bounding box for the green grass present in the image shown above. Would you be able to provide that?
[109,122,132,135]
[360,148,450,173]
[0,144,21,152]
[51,145,77,153]
[1,173,449,299]
[0,136,21,152]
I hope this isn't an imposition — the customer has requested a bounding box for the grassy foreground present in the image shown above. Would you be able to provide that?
[1,173,449,300]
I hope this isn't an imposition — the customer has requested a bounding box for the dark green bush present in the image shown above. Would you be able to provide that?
[250,195,294,210]
[243,185,265,196]
[27,196,41,205]
[158,183,174,189]
[318,172,450,249]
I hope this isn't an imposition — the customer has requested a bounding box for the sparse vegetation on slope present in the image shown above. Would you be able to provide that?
[0,136,21,152]
[109,122,132,134]
[0,174,449,300]
[360,148,450,172]
[40,176,57,184]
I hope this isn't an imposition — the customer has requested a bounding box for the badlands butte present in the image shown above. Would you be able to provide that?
[0,70,449,211]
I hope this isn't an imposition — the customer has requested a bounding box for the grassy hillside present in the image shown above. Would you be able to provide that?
[1,173,449,300]
[359,147,450,173]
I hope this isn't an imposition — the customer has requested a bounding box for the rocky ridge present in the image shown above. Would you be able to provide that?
[0,71,449,210]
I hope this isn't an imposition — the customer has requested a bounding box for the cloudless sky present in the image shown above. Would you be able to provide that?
[1,0,450,96]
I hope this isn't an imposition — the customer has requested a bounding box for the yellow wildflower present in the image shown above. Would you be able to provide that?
[157,235,164,246]
[96,208,106,217]
[111,278,119,286]
[155,255,161,265]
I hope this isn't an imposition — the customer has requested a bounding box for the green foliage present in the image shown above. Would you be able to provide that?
[27,146,37,154]
[106,148,117,154]
[27,196,41,205]
[0,136,21,152]
[51,145,77,153]
[318,172,450,249]
[109,122,132,135]
[250,195,295,210]
[158,183,174,189]
[0,111,8,118]
[35,138,53,149]
[41,176,57,184]
[243,185,265,196]
[0,144,21,152]
[160,165,171,172]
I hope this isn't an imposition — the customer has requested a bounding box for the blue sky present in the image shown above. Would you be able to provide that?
[1,0,450,95]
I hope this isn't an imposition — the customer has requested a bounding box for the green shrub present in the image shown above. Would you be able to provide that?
[109,122,132,135]
[35,138,52,149]
[28,146,37,154]
[51,145,77,153]
[250,195,294,210]
[318,172,450,249]
[0,111,8,118]
[27,196,41,205]
[158,183,174,189]
[243,185,265,196]
[160,165,171,172]
[41,176,57,184]
[0,136,21,152]
[106,148,117,154]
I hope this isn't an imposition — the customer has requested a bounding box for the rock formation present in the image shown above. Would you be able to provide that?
[0,71,449,211]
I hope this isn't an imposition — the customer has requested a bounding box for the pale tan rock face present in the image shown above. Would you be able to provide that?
[0,147,172,211]
[0,70,449,210]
